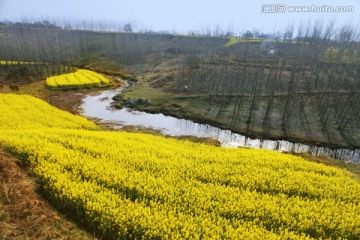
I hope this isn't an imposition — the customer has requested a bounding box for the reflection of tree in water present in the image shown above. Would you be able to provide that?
[174,117,360,163]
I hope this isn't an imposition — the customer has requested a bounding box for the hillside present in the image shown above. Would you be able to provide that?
[1,22,359,148]
[0,94,359,239]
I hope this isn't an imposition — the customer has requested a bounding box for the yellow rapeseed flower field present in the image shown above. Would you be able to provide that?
[45,69,110,89]
[0,93,359,239]
[224,37,264,47]
[0,60,40,65]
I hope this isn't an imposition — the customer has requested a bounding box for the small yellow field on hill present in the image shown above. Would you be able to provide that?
[224,37,264,47]
[0,60,40,65]
[45,69,110,89]
[0,94,359,239]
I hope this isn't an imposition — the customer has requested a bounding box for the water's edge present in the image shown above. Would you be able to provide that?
[80,84,360,164]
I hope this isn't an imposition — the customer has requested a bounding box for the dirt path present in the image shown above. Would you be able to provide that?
[0,149,97,240]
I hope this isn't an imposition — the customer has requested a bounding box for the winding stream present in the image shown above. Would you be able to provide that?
[80,85,360,164]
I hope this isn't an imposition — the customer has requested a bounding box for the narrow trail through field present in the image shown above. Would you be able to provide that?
[0,149,96,240]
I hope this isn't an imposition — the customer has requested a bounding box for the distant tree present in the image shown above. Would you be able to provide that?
[123,23,132,33]
[242,31,254,38]
[225,31,233,37]
[283,25,294,42]
[253,29,260,38]
[258,33,271,39]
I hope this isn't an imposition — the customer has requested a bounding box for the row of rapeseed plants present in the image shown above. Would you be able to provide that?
[0,93,359,239]
[45,69,110,89]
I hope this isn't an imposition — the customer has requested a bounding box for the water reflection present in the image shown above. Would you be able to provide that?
[80,87,360,164]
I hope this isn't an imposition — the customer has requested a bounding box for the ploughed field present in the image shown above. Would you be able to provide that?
[0,93,359,239]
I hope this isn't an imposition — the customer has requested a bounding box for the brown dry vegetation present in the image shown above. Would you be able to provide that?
[0,149,97,240]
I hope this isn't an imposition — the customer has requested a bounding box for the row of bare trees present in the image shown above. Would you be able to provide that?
[174,22,360,148]
[0,20,173,80]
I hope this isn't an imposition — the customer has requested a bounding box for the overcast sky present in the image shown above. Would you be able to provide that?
[0,0,359,33]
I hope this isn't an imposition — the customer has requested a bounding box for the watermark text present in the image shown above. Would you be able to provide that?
[261,4,355,13]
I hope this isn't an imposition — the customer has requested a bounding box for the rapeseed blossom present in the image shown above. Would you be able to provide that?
[0,94,359,239]
[45,69,110,89]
